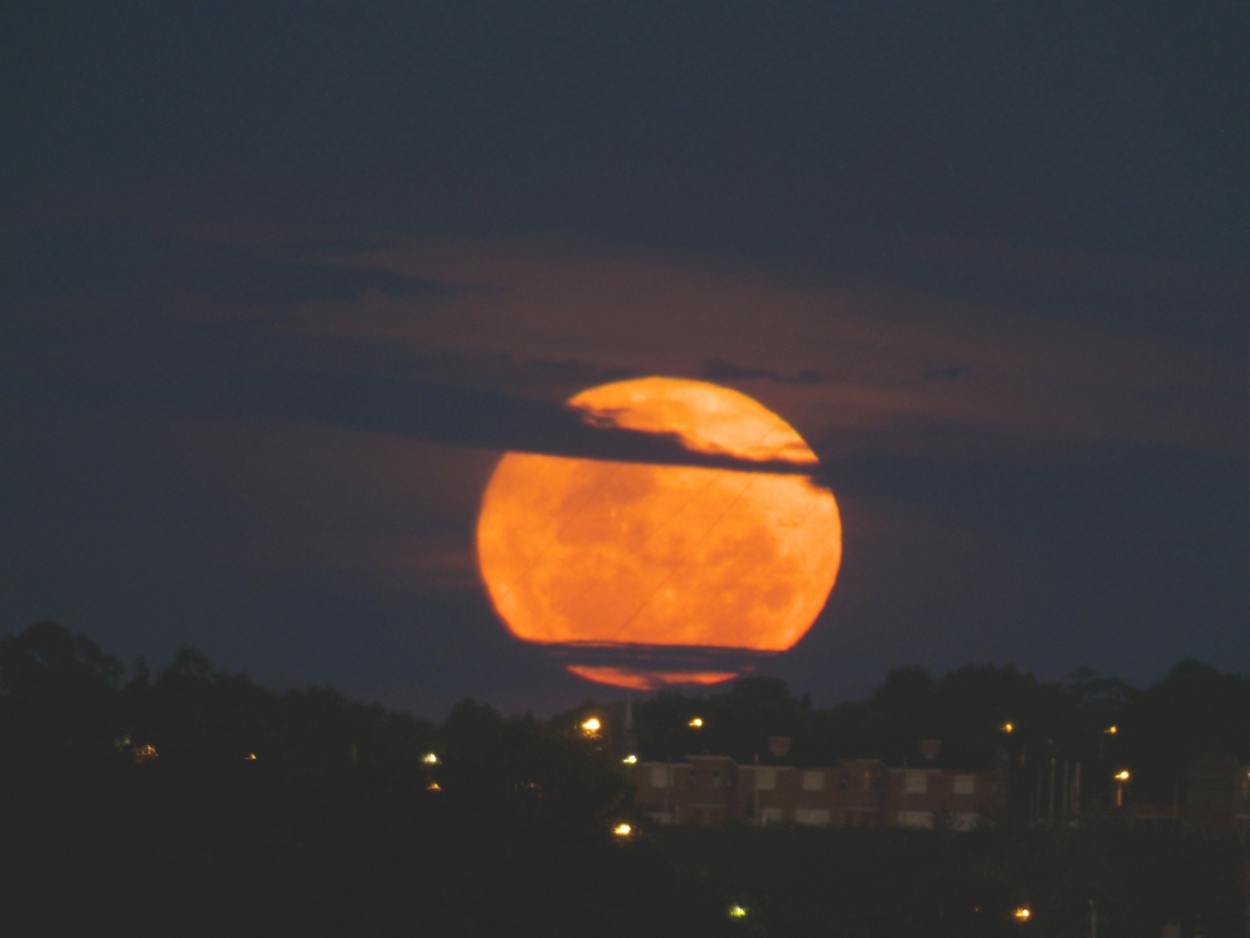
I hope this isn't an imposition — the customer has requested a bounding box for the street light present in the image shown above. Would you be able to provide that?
[1114,769,1130,807]
[688,717,704,729]
[581,717,602,738]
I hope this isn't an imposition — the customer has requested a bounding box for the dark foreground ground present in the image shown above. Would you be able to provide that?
[651,823,1249,938]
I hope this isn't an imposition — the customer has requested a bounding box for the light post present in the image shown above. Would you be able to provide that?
[1114,770,1130,808]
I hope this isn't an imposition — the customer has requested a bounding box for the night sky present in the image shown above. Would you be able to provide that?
[3,4,1246,717]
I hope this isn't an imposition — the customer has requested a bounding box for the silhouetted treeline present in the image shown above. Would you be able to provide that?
[5,621,1248,936]
[0,621,736,936]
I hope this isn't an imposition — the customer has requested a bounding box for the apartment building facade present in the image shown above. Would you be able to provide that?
[626,754,1006,829]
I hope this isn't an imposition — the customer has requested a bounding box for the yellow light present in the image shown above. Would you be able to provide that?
[689,717,704,728]
[422,752,439,764]
[581,717,602,737]
[613,823,632,837]
[728,905,748,919]
[1104,725,1118,735]
[426,780,441,792]
[1013,906,1031,921]
[1115,770,1130,781]
[622,754,638,764]
[1001,722,1014,734]
[244,752,257,761]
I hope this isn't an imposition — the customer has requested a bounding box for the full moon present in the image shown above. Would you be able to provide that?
[476,377,841,690]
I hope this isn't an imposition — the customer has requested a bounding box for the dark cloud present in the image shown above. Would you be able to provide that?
[818,443,1247,570]
[701,357,823,386]
[390,350,632,394]
[1,224,480,309]
[278,236,399,257]
[178,372,825,477]
[922,365,973,382]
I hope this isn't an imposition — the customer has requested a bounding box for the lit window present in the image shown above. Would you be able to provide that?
[905,770,928,794]
[802,770,825,791]
[953,774,975,795]
[755,767,776,791]
[650,765,671,789]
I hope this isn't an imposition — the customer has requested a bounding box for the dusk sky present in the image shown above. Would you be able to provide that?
[3,4,1246,717]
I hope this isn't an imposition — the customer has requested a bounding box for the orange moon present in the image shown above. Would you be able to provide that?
[475,377,841,690]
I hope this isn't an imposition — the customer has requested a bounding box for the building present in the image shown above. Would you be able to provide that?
[626,752,1006,829]
[1183,752,1250,836]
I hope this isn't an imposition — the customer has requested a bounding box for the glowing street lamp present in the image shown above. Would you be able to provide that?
[613,822,633,838]
[1114,769,1131,807]
[622,754,638,764]
[728,904,748,919]
[1013,905,1031,922]
[1001,722,1015,734]
[422,752,439,764]
[581,717,602,738]
[688,717,704,729]
[1103,725,1118,735]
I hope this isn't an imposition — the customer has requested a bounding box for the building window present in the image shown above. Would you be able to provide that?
[650,765,670,789]
[953,774,976,795]
[755,766,776,790]
[905,770,928,794]
[863,770,874,792]
[802,770,825,791]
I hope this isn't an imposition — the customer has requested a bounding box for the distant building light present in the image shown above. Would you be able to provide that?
[1001,722,1015,734]
[132,743,159,765]
[581,717,602,737]
[426,780,441,792]
[422,752,439,764]
[728,904,748,919]
[244,752,257,761]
